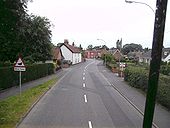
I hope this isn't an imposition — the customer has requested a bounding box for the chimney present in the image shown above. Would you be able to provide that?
[64,39,69,44]
[72,42,75,46]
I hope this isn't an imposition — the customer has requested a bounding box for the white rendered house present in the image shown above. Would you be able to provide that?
[60,42,82,65]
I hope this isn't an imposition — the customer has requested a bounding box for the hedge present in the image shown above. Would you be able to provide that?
[0,63,55,90]
[124,67,170,110]
[160,65,170,76]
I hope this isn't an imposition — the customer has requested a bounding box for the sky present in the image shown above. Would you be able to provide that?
[27,0,170,49]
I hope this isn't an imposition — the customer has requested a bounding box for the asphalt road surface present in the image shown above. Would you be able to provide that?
[18,59,165,128]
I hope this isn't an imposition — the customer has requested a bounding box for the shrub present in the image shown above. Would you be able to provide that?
[160,65,170,76]
[0,63,55,90]
[124,66,170,110]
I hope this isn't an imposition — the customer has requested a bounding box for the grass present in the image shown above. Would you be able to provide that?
[0,78,57,128]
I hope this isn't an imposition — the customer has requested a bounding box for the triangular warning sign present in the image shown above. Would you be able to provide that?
[14,57,25,67]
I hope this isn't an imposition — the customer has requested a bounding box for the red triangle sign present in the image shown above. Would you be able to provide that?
[14,57,25,67]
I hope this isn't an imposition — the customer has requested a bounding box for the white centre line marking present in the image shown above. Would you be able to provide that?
[88,121,93,128]
[83,73,85,76]
[83,77,85,80]
[83,83,86,88]
[84,94,87,103]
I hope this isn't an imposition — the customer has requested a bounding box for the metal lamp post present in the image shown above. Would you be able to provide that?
[97,39,107,67]
[125,0,168,127]
[125,0,155,13]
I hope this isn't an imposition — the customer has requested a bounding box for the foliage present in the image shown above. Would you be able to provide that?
[124,66,170,110]
[21,15,53,62]
[0,78,57,128]
[101,53,115,64]
[160,65,170,76]
[0,63,55,90]
[0,1,53,63]
[87,45,93,50]
[122,43,143,55]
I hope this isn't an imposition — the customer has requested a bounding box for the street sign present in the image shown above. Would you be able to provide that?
[14,57,26,72]
[14,67,26,71]
[13,56,26,97]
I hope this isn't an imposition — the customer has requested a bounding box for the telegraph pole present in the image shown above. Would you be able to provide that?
[143,0,168,128]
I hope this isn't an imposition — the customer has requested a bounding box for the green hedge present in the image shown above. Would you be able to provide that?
[160,65,170,76]
[124,67,170,110]
[0,63,55,90]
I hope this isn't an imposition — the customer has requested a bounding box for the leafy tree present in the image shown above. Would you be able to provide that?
[87,45,93,50]
[102,45,109,50]
[122,43,143,55]
[101,53,114,64]
[0,0,32,62]
[21,15,53,62]
[0,0,53,63]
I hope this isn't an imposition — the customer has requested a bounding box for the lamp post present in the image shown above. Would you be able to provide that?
[97,39,107,67]
[125,0,168,128]
[125,0,155,13]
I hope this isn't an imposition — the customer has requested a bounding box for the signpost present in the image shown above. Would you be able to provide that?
[14,56,26,96]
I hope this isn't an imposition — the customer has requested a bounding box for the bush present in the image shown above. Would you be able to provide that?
[124,66,170,110]
[160,65,170,76]
[124,67,148,90]
[0,63,55,90]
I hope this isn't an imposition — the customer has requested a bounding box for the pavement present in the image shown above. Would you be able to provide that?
[0,68,68,100]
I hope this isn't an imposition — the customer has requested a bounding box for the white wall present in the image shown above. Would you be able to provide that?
[60,45,72,62]
[60,45,82,65]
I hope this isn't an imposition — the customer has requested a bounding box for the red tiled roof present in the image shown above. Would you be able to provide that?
[62,43,81,53]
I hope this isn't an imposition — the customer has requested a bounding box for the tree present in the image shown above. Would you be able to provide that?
[122,43,143,55]
[21,15,53,62]
[102,45,109,50]
[0,0,32,62]
[87,45,93,50]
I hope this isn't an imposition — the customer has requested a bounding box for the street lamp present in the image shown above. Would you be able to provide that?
[125,0,155,13]
[97,39,107,67]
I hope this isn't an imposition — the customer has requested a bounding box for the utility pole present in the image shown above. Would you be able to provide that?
[143,0,168,128]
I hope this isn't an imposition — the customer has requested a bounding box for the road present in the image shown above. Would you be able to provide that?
[18,59,170,128]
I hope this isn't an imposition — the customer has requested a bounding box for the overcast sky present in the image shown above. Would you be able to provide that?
[27,0,170,49]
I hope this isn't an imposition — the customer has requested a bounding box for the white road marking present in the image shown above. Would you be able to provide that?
[84,94,87,103]
[88,121,93,128]
[99,72,159,128]
[83,83,86,88]
[83,72,85,76]
[83,77,85,80]
[84,61,95,69]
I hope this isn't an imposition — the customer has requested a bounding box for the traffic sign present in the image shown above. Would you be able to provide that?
[14,57,26,72]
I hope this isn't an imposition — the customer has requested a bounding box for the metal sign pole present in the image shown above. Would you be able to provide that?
[19,71,22,97]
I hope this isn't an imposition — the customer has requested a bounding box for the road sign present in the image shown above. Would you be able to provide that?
[14,57,26,72]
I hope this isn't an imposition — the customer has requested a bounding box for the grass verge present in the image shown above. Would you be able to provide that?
[0,78,57,128]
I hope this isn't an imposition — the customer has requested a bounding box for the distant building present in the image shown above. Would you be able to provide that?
[162,48,170,62]
[111,49,123,61]
[60,41,82,65]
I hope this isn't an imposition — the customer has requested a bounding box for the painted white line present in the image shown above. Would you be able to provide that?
[88,121,93,128]
[83,73,85,76]
[83,77,85,80]
[84,95,87,103]
[84,61,95,69]
[83,83,86,88]
[99,72,159,128]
